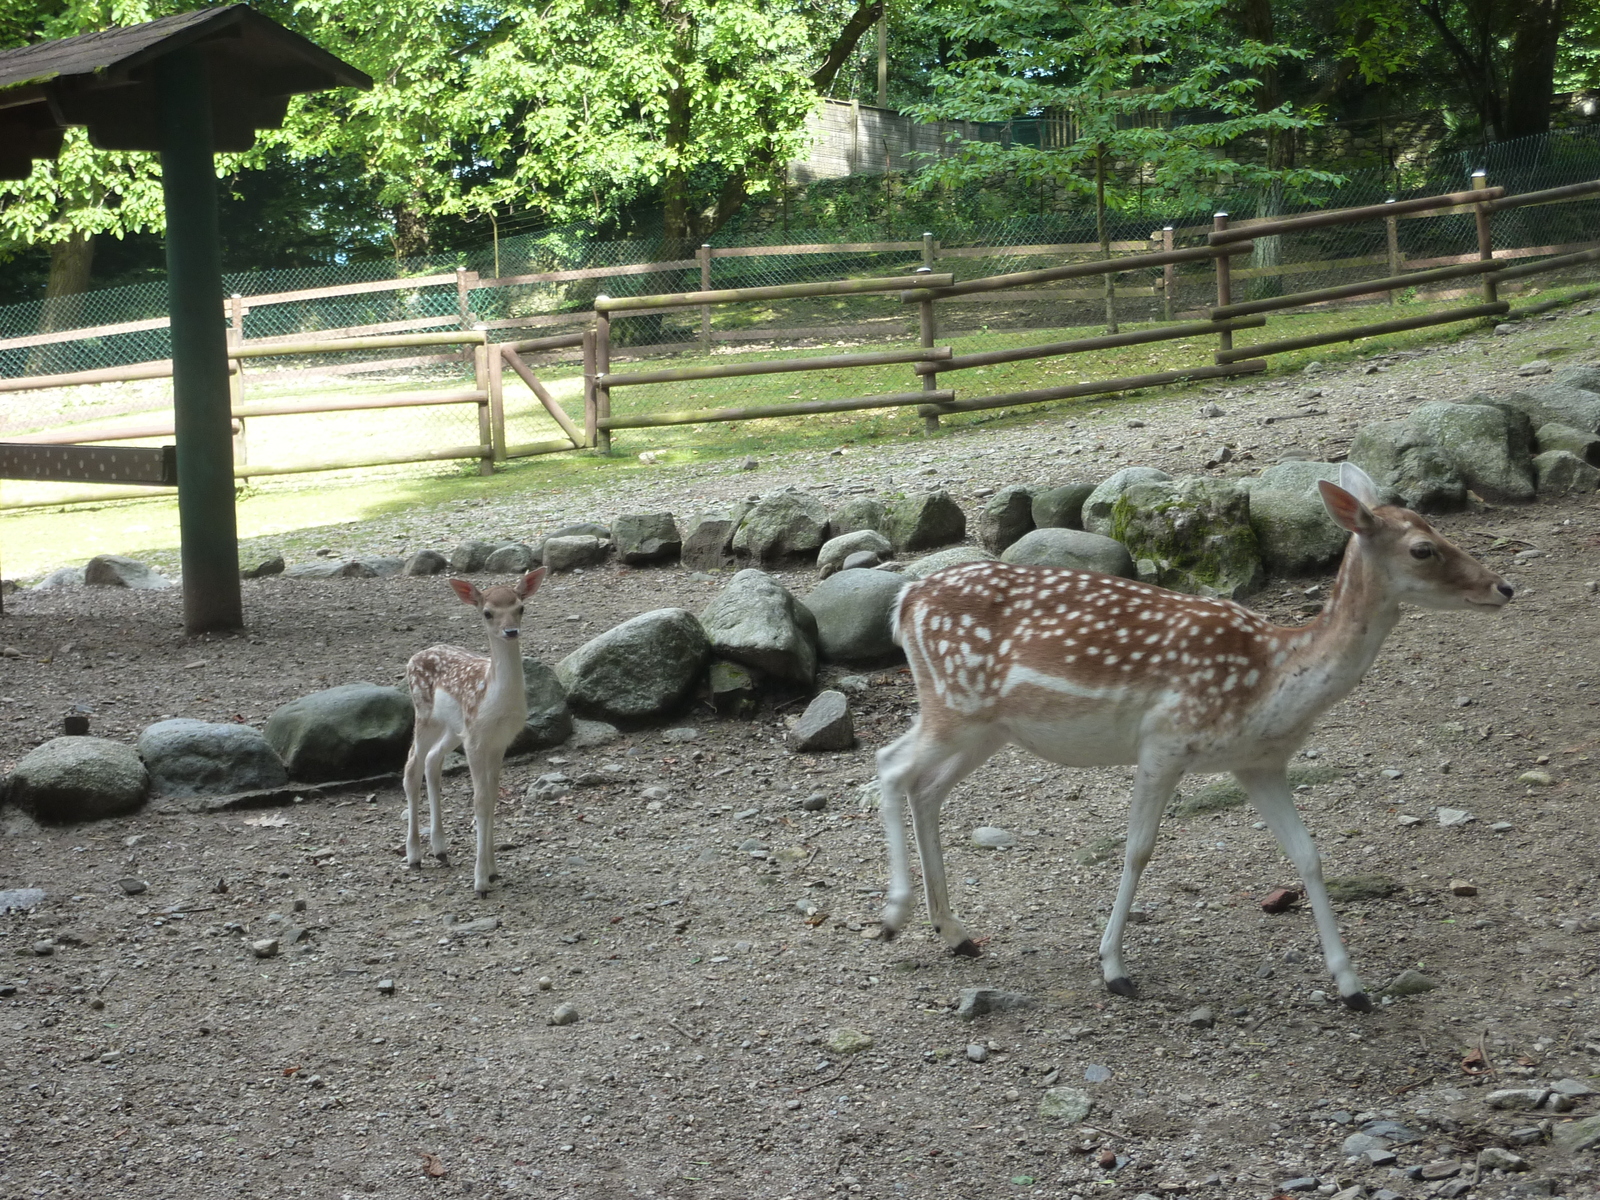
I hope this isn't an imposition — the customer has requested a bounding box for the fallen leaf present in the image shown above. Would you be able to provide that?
[421,1152,447,1178]
[244,814,290,828]
[1461,1048,1490,1074]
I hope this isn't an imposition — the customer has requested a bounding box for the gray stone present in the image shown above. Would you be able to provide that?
[817,529,893,579]
[1348,419,1467,512]
[1477,1147,1528,1172]
[828,496,889,539]
[8,737,148,822]
[282,559,377,580]
[700,569,816,685]
[1081,467,1173,536]
[1381,968,1437,996]
[483,543,538,573]
[1406,401,1535,501]
[0,888,45,913]
[241,555,285,580]
[841,550,883,571]
[901,547,996,579]
[1110,476,1261,597]
[449,539,497,573]
[708,659,760,716]
[1244,461,1351,576]
[137,719,287,798]
[1001,528,1136,579]
[506,659,572,755]
[526,773,574,803]
[1486,1088,1550,1110]
[264,683,412,782]
[404,550,449,576]
[1517,359,1552,376]
[1552,1113,1600,1153]
[1037,1087,1093,1123]
[955,987,1035,1020]
[804,569,907,662]
[787,691,854,752]
[556,609,710,722]
[1032,482,1096,530]
[1279,1178,1318,1193]
[1552,1077,1596,1097]
[680,506,747,571]
[1360,1120,1420,1145]
[569,718,620,748]
[971,826,1015,849]
[549,522,611,541]
[33,567,85,589]
[966,1043,989,1063]
[84,554,171,589]
[1437,807,1473,827]
[1532,450,1600,494]
[825,1027,874,1055]
[612,512,681,565]
[1185,1006,1215,1030]
[1487,384,1600,435]
[543,535,608,572]
[353,556,405,578]
[1552,364,1600,393]
[1535,422,1600,465]
[885,489,966,552]
[1325,873,1399,901]
[732,491,828,563]
[548,1002,580,1026]
[1342,1132,1390,1157]
[977,485,1035,554]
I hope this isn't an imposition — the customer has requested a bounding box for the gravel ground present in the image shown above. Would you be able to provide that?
[1,312,1599,1200]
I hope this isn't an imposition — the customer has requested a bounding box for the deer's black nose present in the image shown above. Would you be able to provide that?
[1496,583,1514,600]
[503,628,520,639]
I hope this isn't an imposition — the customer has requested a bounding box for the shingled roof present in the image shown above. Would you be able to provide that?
[0,4,370,178]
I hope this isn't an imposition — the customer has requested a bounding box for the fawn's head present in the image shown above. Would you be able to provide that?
[1318,464,1512,612]
[448,569,545,640]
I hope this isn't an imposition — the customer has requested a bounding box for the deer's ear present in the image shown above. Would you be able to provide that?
[1318,480,1379,535]
[1337,462,1382,508]
[516,567,546,598]
[448,577,481,606]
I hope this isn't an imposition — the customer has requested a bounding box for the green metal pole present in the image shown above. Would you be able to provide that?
[156,48,242,633]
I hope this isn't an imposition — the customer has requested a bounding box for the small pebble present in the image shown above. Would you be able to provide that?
[251,939,280,959]
[799,793,828,812]
[548,1002,580,1026]
[376,979,396,995]
[1450,879,1478,896]
[537,976,553,991]
[32,941,54,957]
[1436,807,1473,827]
[116,879,147,896]
[966,1043,989,1063]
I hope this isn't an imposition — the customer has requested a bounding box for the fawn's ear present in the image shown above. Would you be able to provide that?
[448,577,482,606]
[1318,480,1380,535]
[1337,461,1383,508]
[516,567,546,598]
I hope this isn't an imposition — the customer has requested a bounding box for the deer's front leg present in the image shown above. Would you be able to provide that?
[468,745,501,897]
[403,738,426,869]
[1100,757,1184,998]
[1235,767,1369,1011]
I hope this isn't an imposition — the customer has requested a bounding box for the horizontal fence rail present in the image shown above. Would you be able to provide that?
[900,243,1254,302]
[593,273,955,313]
[1206,187,1508,243]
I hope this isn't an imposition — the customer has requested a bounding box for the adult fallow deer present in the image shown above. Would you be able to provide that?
[875,464,1511,1010]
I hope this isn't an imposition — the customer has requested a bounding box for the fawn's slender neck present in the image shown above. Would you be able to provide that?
[482,631,527,710]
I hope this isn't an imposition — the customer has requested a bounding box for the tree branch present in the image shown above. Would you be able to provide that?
[811,0,883,95]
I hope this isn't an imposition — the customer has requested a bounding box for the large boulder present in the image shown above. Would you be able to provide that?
[1110,477,1262,598]
[902,547,996,579]
[1535,422,1600,465]
[1081,467,1173,536]
[265,683,413,782]
[543,535,608,571]
[805,569,907,662]
[1244,461,1351,576]
[1532,450,1600,495]
[612,512,681,566]
[449,540,497,573]
[404,550,449,576]
[1484,384,1600,435]
[828,497,889,539]
[787,691,855,752]
[8,737,148,822]
[732,491,829,563]
[886,489,966,552]
[33,567,85,590]
[699,569,817,685]
[556,609,710,722]
[507,658,573,754]
[1405,401,1534,501]
[283,559,378,580]
[484,543,538,573]
[680,505,747,571]
[137,719,288,798]
[977,486,1035,554]
[84,555,171,589]
[1347,420,1467,512]
[817,529,892,579]
[1001,528,1135,578]
[1031,482,1096,530]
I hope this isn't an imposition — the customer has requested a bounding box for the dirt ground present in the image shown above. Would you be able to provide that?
[1,313,1598,1200]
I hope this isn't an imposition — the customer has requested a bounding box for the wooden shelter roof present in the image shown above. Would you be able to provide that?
[0,4,371,179]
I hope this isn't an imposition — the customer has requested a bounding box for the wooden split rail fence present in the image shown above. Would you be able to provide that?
[3,174,1600,506]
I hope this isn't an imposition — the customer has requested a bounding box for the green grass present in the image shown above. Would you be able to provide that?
[2,285,1595,583]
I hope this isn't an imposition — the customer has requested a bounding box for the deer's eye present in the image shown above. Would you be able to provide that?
[484,609,494,618]
[1409,543,1435,560]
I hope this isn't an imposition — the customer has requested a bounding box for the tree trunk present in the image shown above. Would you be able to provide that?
[1416,0,1507,140]
[1505,0,1566,139]
[1097,144,1117,335]
[40,231,95,332]
[661,5,697,260]
[1237,0,1283,297]
[392,205,431,261]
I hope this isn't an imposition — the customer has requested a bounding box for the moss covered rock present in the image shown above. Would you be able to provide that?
[1110,477,1262,598]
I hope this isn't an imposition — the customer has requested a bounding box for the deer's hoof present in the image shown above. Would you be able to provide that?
[1341,990,1373,1013]
[475,888,490,899]
[879,925,899,943]
[952,938,982,959]
[1106,975,1138,999]
[433,851,450,867]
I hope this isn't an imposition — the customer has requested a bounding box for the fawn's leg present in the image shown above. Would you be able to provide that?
[1099,756,1184,997]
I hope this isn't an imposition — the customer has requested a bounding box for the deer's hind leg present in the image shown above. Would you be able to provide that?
[1099,754,1185,998]
[878,720,1006,956]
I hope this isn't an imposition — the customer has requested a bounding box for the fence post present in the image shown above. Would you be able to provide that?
[488,343,507,463]
[917,268,944,434]
[1383,199,1403,306]
[698,244,712,350]
[471,343,494,475]
[594,307,613,455]
[582,328,598,449]
[1472,169,1497,306]
[456,268,473,328]
[227,293,248,482]
[922,231,935,271]
[1162,226,1175,322]
[1212,212,1232,363]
